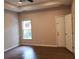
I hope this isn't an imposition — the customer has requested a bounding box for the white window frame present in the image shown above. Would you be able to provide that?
[22,20,32,40]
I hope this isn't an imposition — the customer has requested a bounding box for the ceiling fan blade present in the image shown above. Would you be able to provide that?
[19,0,33,2]
[27,0,33,2]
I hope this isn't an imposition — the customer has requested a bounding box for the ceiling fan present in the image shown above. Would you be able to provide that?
[19,0,33,3]
[18,0,33,4]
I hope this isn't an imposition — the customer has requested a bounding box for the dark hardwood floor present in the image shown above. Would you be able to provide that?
[4,46,74,59]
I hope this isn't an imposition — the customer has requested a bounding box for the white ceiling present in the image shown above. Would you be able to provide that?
[5,0,72,6]
[4,0,72,12]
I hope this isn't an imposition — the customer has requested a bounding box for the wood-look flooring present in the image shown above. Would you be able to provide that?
[4,46,74,59]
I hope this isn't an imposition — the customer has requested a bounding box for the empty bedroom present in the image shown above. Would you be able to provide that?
[4,0,75,59]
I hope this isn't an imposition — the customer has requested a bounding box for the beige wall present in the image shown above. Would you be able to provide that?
[19,7,70,47]
[4,10,19,51]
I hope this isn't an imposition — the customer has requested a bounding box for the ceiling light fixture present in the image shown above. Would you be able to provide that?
[18,0,33,4]
[18,0,22,4]
[18,2,22,4]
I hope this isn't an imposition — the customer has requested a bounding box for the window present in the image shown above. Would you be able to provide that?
[22,20,32,39]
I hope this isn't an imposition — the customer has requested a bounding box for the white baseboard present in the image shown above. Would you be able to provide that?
[66,47,73,53]
[20,43,57,47]
[4,45,19,52]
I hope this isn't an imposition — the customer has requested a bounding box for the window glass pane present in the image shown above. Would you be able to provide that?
[22,21,31,29]
[23,29,32,39]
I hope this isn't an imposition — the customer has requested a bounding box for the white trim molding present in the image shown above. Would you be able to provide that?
[4,45,19,52]
[20,43,57,47]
